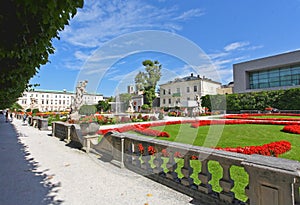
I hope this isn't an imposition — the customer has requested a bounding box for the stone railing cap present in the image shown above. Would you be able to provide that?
[242,154,300,176]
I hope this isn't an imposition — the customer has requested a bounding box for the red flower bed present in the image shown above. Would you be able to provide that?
[215,140,291,157]
[224,114,300,121]
[282,125,300,134]
[190,119,300,128]
[136,140,291,158]
[97,124,170,137]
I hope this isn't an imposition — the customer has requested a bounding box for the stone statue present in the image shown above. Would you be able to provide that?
[127,99,134,113]
[70,80,88,121]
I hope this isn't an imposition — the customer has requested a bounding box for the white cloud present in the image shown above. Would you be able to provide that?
[61,0,204,48]
[173,8,205,21]
[224,41,250,52]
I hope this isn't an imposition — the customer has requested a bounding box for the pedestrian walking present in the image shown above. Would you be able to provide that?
[10,112,13,122]
[5,111,8,122]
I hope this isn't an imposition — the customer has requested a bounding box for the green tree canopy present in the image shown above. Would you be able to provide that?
[96,99,111,113]
[135,60,162,108]
[0,0,84,109]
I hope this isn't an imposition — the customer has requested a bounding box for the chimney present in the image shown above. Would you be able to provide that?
[191,73,193,77]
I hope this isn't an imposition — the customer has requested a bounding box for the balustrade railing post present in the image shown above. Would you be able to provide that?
[166,151,179,182]
[153,147,164,176]
[242,155,300,205]
[140,143,152,174]
[219,162,234,203]
[180,154,194,187]
[198,159,212,194]
[294,181,300,205]
[131,142,141,168]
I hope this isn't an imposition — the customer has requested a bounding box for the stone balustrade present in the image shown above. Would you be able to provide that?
[52,121,72,142]
[93,131,300,205]
[49,122,300,205]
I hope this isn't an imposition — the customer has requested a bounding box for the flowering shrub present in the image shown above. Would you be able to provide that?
[119,116,131,123]
[215,140,291,157]
[282,125,300,134]
[79,115,98,123]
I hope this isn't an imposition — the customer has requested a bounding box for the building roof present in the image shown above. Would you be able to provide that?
[24,89,103,96]
[160,73,221,86]
[233,49,300,67]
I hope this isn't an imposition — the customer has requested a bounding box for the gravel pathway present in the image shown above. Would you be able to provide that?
[0,115,194,205]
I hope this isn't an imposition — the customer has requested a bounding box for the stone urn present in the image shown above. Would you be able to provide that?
[80,122,100,136]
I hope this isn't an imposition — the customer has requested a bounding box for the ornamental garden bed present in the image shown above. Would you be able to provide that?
[97,116,300,202]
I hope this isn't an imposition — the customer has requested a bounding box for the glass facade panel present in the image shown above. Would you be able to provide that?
[249,65,300,89]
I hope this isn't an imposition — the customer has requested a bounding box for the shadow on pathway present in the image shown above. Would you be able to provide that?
[0,115,62,205]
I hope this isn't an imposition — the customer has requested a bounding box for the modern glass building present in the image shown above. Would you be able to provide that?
[233,50,300,93]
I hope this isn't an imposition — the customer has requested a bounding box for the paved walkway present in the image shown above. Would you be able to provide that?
[0,115,194,205]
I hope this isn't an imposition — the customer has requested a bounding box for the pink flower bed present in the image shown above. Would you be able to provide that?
[282,125,300,134]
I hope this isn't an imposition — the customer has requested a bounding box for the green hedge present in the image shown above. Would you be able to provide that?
[201,88,300,111]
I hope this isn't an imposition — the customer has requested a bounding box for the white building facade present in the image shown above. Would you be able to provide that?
[159,73,221,108]
[17,90,103,112]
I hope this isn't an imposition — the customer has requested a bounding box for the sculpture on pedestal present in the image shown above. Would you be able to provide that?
[70,80,88,121]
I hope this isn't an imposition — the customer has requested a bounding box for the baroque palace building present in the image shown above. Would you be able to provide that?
[17,89,103,112]
[159,73,221,109]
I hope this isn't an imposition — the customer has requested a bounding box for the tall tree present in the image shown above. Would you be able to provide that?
[0,0,83,109]
[135,60,162,108]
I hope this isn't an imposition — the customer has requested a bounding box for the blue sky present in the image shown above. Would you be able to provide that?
[30,0,300,97]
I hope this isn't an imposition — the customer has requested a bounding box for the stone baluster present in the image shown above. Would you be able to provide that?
[124,140,133,164]
[219,162,234,203]
[294,181,300,205]
[166,151,180,182]
[180,154,194,187]
[153,147,164,176]
[198,159,212,194]
[131,142,141,168]
[140,143,152,173]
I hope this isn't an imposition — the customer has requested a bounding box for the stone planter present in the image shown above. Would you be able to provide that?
[38,118,49,131]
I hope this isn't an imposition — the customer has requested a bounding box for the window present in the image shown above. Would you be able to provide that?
[194,85,197,92]
[168,98,171,104]
[187,97,190,101]
[176,88,180,93]
[163,89,166,95]
[249,66,300,89]
[187,87,190,93]
[163,99,166,104]
[42,100,44,104]
[168,89,171,94]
